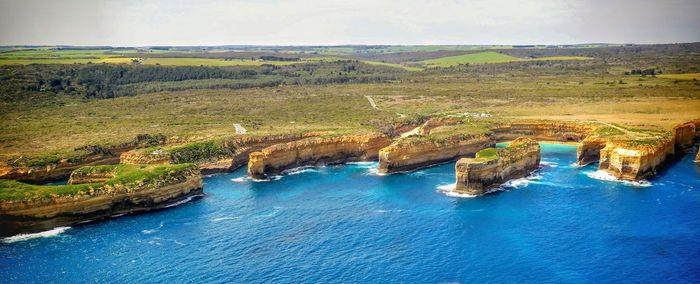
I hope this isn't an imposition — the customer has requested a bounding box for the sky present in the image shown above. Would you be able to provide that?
[0,0,698,46]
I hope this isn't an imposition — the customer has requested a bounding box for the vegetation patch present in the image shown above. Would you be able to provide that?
[0,163,197,202]
[475,148,499,161]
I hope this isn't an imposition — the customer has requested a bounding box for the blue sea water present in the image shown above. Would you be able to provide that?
[1,144,700,283]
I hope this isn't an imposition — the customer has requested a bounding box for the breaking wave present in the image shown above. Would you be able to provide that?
[2,227,71,243]
[584,170,652,187]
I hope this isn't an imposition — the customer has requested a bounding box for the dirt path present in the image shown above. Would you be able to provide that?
[365,96,379,110]
[400,126,421,138]
[233,123,247,134]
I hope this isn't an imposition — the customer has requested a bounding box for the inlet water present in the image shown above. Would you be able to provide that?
[2,144,700,283]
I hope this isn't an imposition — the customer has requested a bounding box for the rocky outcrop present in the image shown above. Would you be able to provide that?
[248,133,391,179]
[0,164,202,238]
[0,134,168,184]
[576,136,609,166]
[121,133,320,174]
[598,137,675,180]
[454,138,541,196]
[695,151,700,163]
[378,133,493,174]
[673,121,697,152]
[0,145,131,184]
[491,121,595,142]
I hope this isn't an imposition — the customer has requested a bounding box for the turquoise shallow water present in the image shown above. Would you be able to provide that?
[1,144,700,283]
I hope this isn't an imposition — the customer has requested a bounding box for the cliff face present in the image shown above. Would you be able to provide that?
[120,133,316,174]
[454,138,541,196]
[0,165,202,237]
[378,134,494,174]
[248,133,391,179]
[576,136,609,165]
[598,137,675,180]
[673,122,697,151]
[695,151,700,163]
[0,146,128,184]
[491,121,594,142]
[0,134,168,183]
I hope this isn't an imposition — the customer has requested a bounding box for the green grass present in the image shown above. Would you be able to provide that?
[475,148,499,161]
[361,60,423,71]
[0,163,196,202]
[420,51,592,67]
[422,52,523,67]
[657,73,700,80]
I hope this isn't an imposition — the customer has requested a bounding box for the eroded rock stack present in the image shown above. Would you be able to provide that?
[454,137,541,196]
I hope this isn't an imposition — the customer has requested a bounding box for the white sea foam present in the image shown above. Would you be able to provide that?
[436,183,477,198]
[347,161,377,168]
[142,222,164,234]
[374,209,405,213]
[282,166,320,176]
[584,170,652,187]
[163,194,203,208]
[569,162,586,168]
[251,175,282,182]
[502,173,542,189]
[231,176,249,183]
[364,167,385,176]
[2,226,71,243]
[212,216,240,222]
[540,161,558,168]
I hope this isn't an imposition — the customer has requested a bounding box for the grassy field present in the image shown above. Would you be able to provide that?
[2,74,698,159]
[361,60,423,71]
[0,44,698,162]
[421,51,591,67]
[0,56,338,66]
[657,73,700,80]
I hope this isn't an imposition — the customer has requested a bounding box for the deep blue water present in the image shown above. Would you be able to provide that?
[2,144,700,283]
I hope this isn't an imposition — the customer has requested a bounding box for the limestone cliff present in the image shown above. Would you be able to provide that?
[0,134,168,183]
[576,136,609,166]
[598,137,675,180]
[248,133,391,179]
[378,133,494,174]
[673,121,697,151]
[0,144,132,184]
[121,133,320,174]
[0,164,202,237]
[454,137,541,196]
[491,121,595,142]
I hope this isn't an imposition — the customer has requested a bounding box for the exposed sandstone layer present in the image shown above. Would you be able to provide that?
[597,137,675,180]
[491,121,595,142]
[0,166,202,238]
[248,133,391,179]
[377,134,493,174]
[121,133,318,174]
[454,137,541,196]
[673,121,697,152]
[0,134,169,183]
[576,136,609,166]
[577,119,699,179]
[0,144,133,184]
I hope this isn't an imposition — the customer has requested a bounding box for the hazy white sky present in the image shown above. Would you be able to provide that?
[0,0,698,46]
